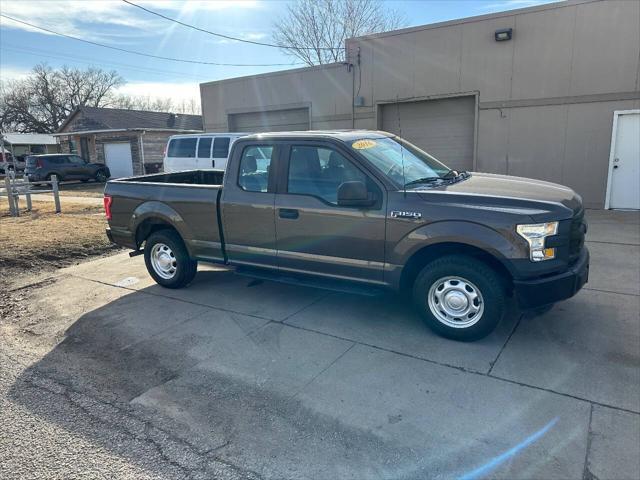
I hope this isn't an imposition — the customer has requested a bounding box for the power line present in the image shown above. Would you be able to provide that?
[1,43,212,81]
[0,14,304,67]
[121,0,344,51]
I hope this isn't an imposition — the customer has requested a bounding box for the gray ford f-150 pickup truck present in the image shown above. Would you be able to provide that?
[104,131,589,341]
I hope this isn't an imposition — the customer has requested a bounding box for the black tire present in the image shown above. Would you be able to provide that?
[412,255,507,341]
[144,229,197,289]
[94,169,108,183]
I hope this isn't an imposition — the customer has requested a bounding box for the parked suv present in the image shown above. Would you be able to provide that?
[25,154,110,183]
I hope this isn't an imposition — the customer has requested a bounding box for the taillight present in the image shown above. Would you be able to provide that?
[103,195,113,220]
[36,159,44,168]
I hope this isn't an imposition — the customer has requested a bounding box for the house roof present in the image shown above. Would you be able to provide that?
[57,106,203,133]
[2,133,58,145]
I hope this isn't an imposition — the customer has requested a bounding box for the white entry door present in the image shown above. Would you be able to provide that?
[104,142,134,178]
[607,111,640,210]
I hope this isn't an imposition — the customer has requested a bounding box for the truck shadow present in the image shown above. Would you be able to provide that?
[7,270,523,479]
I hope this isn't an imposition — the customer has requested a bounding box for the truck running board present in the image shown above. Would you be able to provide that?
[234,267,385,297]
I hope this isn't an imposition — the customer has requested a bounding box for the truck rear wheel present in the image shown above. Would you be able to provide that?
[144,230,197,288]
[412,255,506,341]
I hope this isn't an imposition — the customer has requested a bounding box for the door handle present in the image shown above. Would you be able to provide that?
[279,208,299,219]
[211,159,215,168]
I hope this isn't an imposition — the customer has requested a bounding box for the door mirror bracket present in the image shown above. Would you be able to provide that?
[337,181,376,207]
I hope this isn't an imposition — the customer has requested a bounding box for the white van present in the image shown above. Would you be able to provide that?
[163,133,248,173]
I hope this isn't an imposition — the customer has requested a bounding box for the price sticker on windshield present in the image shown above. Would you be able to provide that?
[352,139,377,150]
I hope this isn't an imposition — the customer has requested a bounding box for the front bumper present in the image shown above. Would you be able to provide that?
[514,247,589,309]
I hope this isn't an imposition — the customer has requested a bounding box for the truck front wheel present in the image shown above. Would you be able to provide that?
[412,255,507,341]
[144,230,197,288]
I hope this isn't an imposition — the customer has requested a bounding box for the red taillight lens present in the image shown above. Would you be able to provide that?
[36,159,44,168]
[103,195,113,220]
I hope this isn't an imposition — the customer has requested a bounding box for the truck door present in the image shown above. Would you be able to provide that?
[220,143,278,268]
[274,143,386,283]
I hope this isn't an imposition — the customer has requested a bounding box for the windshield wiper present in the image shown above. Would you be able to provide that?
[403,177,445,187]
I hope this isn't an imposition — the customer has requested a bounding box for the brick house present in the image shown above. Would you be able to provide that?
[55,106,202,177]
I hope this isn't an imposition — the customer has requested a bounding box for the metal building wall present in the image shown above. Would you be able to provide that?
[200,0,640,208]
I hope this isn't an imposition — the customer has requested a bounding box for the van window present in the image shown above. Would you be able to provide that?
[197,138,212,158]
[212,137,230,158]
[168,138,197,158]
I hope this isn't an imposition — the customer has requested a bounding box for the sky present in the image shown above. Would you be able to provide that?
[0,0,557,105]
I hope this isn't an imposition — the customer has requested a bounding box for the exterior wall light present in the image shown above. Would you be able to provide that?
[495,28,513,41]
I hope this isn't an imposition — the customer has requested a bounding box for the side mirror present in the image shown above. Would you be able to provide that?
[337,181,376,207]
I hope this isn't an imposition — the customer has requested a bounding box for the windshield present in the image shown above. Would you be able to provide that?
[349,137,451,188]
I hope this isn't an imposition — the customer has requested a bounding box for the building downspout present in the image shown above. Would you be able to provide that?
[347,45,355,129]
[351,62,355,129]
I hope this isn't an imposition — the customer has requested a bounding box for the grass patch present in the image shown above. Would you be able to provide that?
[0,199,120,286]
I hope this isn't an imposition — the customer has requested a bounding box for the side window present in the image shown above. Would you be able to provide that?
[238,145,273,192]
[167,138,197,158]
[287,146,366,205]
[212,137,230,158]
[70,155,85,164]
[197,138,212,158]
[54,156,68,165]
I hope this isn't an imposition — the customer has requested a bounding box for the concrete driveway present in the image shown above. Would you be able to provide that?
[1,210,638,480]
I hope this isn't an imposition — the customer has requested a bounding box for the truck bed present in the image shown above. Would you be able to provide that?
[115,169,224,186]
[105,170,225,262]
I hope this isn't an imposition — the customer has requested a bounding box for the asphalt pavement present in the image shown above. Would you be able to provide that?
[1,209,638,479]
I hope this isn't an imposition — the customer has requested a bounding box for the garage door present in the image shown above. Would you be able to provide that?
[228,108,309,132]
[104,142,133,178]
[381,96,475,172]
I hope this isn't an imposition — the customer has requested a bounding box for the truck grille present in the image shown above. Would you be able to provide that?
[569,209,586,262]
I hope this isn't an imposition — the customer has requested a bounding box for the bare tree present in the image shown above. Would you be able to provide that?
[111,94,201,115]
[273,0,405,66]
[0,63,123,133]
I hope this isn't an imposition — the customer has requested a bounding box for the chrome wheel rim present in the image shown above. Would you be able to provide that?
[427,276,484,328]
[150,243,177,279]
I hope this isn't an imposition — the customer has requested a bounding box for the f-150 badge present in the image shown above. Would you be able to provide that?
[390,211,422,220]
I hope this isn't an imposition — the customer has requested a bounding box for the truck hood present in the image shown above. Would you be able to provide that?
[415,172,582,220]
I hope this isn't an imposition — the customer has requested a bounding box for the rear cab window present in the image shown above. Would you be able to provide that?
[238,145,274,192]
[168,138,197,158]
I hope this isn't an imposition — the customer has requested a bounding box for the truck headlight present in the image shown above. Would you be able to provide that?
[516,222,559,262]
